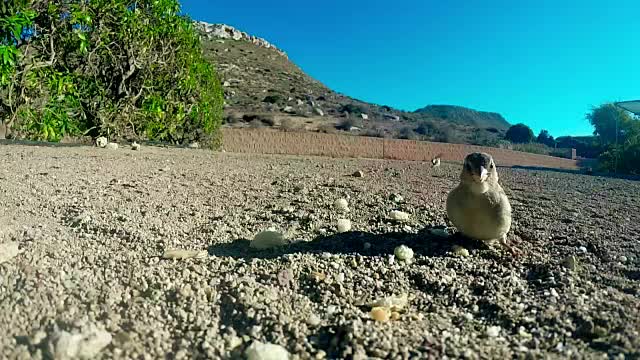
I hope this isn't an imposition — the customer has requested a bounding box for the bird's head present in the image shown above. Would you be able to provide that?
[461,152,498,190]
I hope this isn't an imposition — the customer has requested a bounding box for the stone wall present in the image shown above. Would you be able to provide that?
[221,128,579,169]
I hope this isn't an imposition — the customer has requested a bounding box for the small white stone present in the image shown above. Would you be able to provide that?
[0,242,20,264]
[578,246,587,253]
[105,142,118,150]
[619,255,628,263]
[131,142,141,151]
[307,314,321,327]
[394,245,414,262]
[227,336,243,350]
[429,227,449,237]
[336,219,351,233]
[452,245,470,257]
[336,273,345,283]
[333,198,349,212]
[389,210,409,222]
[47,326,112,359]
[550,288,559,297]
[245,341,290,360]
[95,136,108,148]
[486,326,501,338]
[250,231,286,250]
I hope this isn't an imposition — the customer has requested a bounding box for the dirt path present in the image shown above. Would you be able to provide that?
[0,143,638,359]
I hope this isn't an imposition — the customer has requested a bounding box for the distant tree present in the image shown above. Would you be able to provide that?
[586,103,634,145]
[414,121,435,136]
[505,123,534,143]
[587,103,640,174]
[397,126,416,140]
[536,129,555,147]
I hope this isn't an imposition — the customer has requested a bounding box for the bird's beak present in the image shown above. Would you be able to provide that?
[472,166,489,182]
[479,166,488,182]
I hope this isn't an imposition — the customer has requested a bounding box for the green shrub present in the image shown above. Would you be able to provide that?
[338,103,366,115]
[1,0,223,147]
[263,94,283,104]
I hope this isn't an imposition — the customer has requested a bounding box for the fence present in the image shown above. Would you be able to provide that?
[221,128,580,170]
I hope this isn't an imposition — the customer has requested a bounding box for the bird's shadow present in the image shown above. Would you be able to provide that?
[208,227,490,260]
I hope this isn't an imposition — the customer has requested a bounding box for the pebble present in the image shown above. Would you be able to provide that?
[486,326,501,338]
[105,142,119,150]
[578,246,587,253]
[352,170,365,178]
[251,231,286,249]
[428,227,449,237]
[0,242,20,264]
[389,210,409,222]
[95,136,108,148]
[371,307,390,322]
[561,255,578,271]
[394,245,414,262]
[452,245,470,257]
[131,142,141,151]
[619,255,628,263]
[162,249,208,260]
[333,198,349,212]
[245,341,290,360]
[307,314,321,327]
[337,219,351,233]
[46,326,112,359]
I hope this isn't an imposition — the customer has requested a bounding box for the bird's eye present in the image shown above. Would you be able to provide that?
[490,164,494,169]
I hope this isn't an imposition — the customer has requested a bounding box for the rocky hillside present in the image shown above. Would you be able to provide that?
[414,105,510,130]
[196,22,509,144]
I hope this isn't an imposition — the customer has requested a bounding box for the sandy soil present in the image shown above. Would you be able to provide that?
[0,142,638,359]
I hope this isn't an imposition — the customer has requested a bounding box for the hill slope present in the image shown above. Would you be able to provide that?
[414,105,510,130]
[196,22,510,144]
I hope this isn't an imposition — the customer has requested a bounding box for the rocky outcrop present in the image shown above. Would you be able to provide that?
[194,22,288,59]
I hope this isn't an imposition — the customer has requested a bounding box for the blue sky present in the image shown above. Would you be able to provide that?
[181,0,639,137]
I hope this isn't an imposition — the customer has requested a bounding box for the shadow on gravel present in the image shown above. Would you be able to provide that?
[0,138,206,150]
[208,227,486,260]
[0,139,91,148]
[507,165,583,175]
[507,164,640,181]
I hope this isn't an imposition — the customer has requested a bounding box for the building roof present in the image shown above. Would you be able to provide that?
[615,100,640,115]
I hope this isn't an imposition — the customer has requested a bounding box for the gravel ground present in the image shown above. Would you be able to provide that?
[0,142,639,359]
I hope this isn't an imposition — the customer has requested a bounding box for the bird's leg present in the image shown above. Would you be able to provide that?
[500,234,521,257]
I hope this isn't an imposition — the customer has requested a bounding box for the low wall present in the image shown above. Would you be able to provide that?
[221,128,579,170]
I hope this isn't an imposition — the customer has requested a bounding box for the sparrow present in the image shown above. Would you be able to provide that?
[431,153,443,168]
[446,152,518,254]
